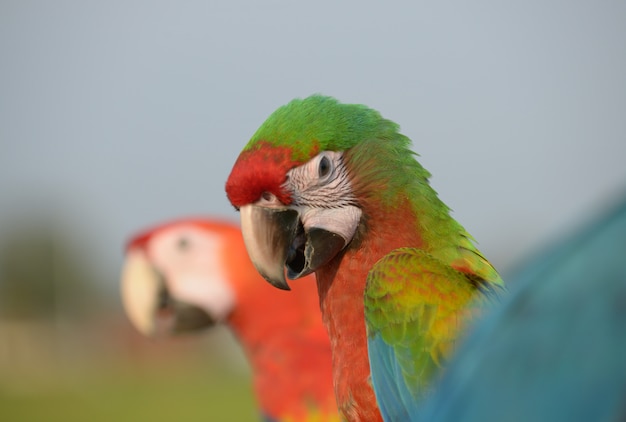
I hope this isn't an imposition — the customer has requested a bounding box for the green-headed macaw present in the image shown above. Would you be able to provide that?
[422,194,626,422]
[225,95,505,420]
[120,218,338,422]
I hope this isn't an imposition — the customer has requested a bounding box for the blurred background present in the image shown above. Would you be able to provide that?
[1,0,625,420]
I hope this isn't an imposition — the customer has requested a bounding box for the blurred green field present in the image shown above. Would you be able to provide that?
[0,368,256,421]
[0,228,260,421]
[0,318,259,422]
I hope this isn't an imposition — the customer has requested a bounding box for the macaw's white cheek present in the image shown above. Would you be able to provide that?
[168,273,236,322]
[299,205,362,246]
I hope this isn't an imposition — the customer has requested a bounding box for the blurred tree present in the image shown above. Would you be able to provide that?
[0,216,97,320]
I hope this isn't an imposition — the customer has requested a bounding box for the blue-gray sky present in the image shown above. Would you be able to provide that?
[2,0,625,298]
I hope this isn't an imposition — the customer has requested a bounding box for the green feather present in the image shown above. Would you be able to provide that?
[244,95,506,284]
[364,248,502,411]
[236,94,506,418]
[244,95,401,162]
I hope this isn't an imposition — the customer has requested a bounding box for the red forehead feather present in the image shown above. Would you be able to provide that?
[225,142,303,207]
[127,230,152,251]
[125,218,239,252]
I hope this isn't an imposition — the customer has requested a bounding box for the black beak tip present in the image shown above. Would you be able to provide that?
[171,304,216,333]
[261,273,291,290]
[274,282,292,291]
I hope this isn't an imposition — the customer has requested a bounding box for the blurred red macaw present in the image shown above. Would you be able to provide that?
[120,218,338,422]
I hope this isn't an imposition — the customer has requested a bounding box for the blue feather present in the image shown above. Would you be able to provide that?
[422,193,626,422]
[368,333,424,421]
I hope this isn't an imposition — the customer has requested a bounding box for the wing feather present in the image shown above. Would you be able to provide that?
[364,247,498,420]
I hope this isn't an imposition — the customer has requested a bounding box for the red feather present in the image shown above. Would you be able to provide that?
[226,142,301,207]
[126,219,338,421]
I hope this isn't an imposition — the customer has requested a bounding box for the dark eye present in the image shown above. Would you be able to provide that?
[177,237,190,251]
[318,156,331,178]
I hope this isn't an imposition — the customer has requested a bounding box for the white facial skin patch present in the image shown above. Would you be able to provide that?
[147,225,236,321]
[286,151,362,246]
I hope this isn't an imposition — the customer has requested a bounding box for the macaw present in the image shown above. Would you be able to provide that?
[225,95,505,421]
[120,218,339,422]
[421,195,626,422]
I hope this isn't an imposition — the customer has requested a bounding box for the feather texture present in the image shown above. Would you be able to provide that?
[122,219,339,421]
[225,95,505,420]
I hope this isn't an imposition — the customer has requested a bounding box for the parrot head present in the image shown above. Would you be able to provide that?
[226,95,425,290]
[120,219,237,336]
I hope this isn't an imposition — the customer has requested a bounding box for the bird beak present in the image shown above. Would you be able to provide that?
[120,249,214,336]
[239,204,347,290]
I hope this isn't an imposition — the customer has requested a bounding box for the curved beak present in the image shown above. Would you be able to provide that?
[120,250,214,336]
[239,204,347,290]
[121,249,162,335]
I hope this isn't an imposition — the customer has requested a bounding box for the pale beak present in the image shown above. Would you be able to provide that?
[121,249,162,335]
[120,249,214,336]
[239,204,347,290]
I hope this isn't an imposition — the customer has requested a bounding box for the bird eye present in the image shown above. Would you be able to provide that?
[177,237,190,251]
[318,156,331,178]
